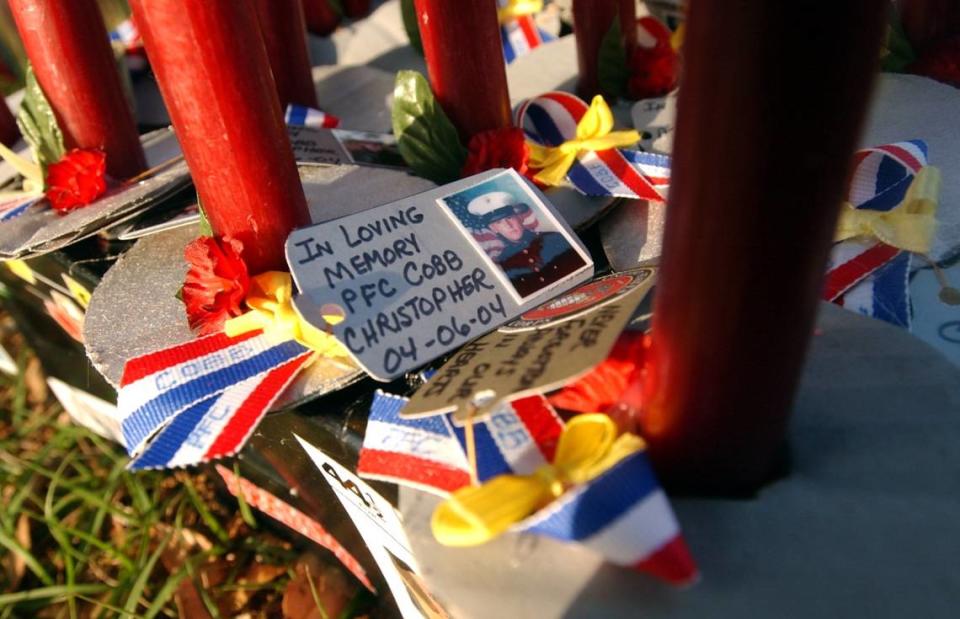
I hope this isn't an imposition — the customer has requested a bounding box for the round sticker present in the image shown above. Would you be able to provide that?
[502,269,653,331]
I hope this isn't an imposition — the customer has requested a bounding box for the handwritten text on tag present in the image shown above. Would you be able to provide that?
[286,169,593,380]
[401,269,655,422]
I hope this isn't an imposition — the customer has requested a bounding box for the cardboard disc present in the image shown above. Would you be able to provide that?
[0,128,191,260]
[84,164,435,406]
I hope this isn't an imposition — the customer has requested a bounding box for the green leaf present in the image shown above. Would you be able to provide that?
[400,0,424,56]
[391,70,467,184]
[233,462,258,529]
[197,195,214,237]
[881,12,916,73]
[598,16,629,100]
[16,64,65,172]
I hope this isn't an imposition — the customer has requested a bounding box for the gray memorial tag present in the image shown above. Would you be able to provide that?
[286,168,594,381]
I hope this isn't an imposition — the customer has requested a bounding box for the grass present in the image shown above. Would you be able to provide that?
[0,325,362,618]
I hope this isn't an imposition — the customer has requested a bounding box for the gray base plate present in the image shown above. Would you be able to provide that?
[399,302,960,618]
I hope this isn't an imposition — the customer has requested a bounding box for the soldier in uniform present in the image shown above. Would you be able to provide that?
[467,191,586,298]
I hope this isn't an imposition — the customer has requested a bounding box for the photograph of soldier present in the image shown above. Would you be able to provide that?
[462,189,587,298]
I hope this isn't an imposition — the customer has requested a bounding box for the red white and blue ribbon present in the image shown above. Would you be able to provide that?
[498,0,552,64]
[824,140,928,329]
[515,92,666,201]
[0,197,40,222]
[117,330,312,470]
[108,18,148,73]
[620,149,672,196]
[833,252,912,328]
[284,104,340,129]
[357,389,696,584]
[501,18,551,63]
[446,396,564,483]
[357,391,472,494]
[516,442,695,584]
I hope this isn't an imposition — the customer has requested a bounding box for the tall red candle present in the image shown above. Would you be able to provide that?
[640,0,889,493]
[413,0,512,141]
[343,0,371,19]
[130,0,310,274]
[572,0,636,98]
[302,0,341,36]
[8,0,145,179]
[900,0,960,52]
[253,0,318,109]
[0,100,19,147]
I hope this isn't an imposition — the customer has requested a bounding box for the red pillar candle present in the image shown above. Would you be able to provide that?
[8,0,145,179]
[130,0,310,274]
[0,100,19,147]
[572,0,636,98]
[302,0,341,36]
[343,0,371,19]
[640,0,888,493]
[900,0,960,52]
[413,0,512,141]
[253,0,318,109]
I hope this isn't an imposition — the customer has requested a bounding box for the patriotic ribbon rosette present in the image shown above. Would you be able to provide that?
[497,0,553,63]
[117,270,356,470]
[529,135,937,329]
[825,140,940,328]
[357,390,698,585]
[516,91,668,201]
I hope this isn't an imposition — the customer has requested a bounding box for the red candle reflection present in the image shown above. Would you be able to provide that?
[343,0,371,19]
[130,0,310,274]
[641,0,889,492]
[0,101,19,147]
[8,0,146,179]
[253,0,318,109]
[302,0,341,36]
[413,0,512,141]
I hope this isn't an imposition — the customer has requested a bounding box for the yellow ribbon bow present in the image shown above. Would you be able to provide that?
[528,95,642,187]
[0,141,44,202]
[835,165,940,254]
[224,271,349,359]
[498,0,543,23]
[431,413,644,547]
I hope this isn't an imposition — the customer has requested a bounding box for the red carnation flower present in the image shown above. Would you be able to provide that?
[548,330,648,415]
[627,17,680,101]
[45,148,108,214]
[461,127,533,180]
[908,35,960,89]
[181,236,251,335]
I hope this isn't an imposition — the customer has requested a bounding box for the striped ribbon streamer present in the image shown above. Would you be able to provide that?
[117,330,312,469]
[357,391,472,495]
[216,464,375,591]
[357,389,696,584]
[284,104,340,129]
[515,92,666,201]
[824,140,928,328]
